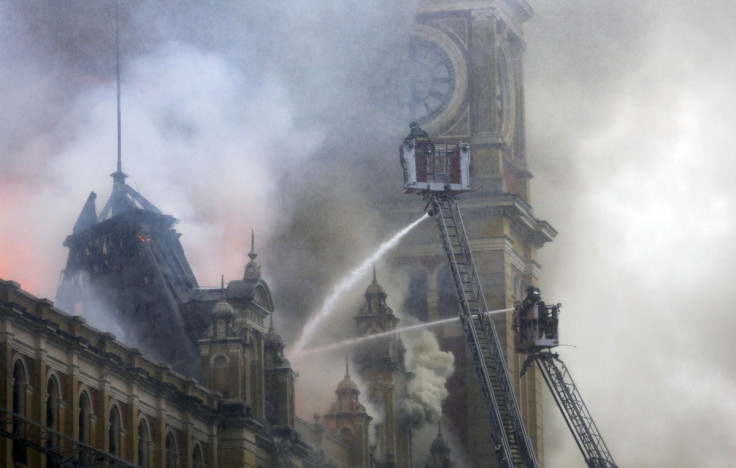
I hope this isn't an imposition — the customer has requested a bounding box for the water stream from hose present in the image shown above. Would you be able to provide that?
[294,307,515,358]
[291,213,429,355]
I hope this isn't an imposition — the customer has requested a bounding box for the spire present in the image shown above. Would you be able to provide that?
[244,229,261,280]
[345,353,350,377]
[248,229,257,262]
[212,274,234,318]
[360,266,391,316]
[430,420,451,465]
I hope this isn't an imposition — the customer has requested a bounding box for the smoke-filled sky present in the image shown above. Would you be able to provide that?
[526,1,736,466]
[1,1,735,466]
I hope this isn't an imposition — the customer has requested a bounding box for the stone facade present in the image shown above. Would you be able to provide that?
[0,277,309,467]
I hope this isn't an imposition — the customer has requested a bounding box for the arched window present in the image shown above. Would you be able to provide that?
[403,265,429,321]
[108,405,121,457]
[78,391,91,444]
[138,418,150,468]
[438,266,460,319]
[513,274,524,304]
[12,360,27,464]
[46,375,60,468]
[192,443,203,468]
[165,431,178,468]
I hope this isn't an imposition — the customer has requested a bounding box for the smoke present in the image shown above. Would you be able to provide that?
[69,271,135,348]
[526,1,736,466]
[401,330,455,429]
[0,0,421,341]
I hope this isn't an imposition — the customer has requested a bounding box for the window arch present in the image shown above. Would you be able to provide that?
[192,443,203,468]
[78,390,92,445]
[165,431,179,468]
[46,375,60,468]
[12,359,27,464]
[402,264,429,321]
[46,375,60,431]
[513,273,524,304]
[108,404,122,457]
[137,418,150,468]
[437,266,460,319]
[212,354,228,366]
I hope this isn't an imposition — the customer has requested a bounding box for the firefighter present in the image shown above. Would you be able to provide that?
[521,286,542,310]
[406,121,430,141]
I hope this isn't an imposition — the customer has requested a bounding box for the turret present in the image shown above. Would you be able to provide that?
[427,423,452,468]
[322,357,372,467]
[265,312,297,429]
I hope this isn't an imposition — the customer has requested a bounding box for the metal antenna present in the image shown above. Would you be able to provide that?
[110,0,127,188]
[115,0,122,175]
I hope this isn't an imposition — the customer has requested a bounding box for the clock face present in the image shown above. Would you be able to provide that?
[366,31,465,130]
[405,39,455,125]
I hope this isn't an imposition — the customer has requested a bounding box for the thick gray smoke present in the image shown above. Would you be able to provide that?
[0,0,418,336]
[526,1,736,466]
[400,330,455,429]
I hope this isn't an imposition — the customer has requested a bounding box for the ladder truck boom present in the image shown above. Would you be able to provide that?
[401,125,538,468]
[516,292,618,468]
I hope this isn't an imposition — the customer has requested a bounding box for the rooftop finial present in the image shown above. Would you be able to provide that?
[248,229,257,262]
[220,274,225,298]
[345,353,350,377]
[243,229,261,280]
[372,264,377,283]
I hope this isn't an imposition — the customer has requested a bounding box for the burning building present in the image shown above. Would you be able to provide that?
[0,152,452,466]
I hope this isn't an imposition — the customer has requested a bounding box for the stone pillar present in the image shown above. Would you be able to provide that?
[470,8,501,144]
[99,369,111,454]
[34,333,48,468]
[469,8,505,192]
[127,384,140,463]
[0,316,12,467]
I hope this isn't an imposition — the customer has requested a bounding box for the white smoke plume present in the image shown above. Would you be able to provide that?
[401,330,454,429]
[70,272,135,348]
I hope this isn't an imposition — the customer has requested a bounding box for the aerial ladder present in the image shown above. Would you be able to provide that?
[515,290,617,468]
[400,124,617,468]
[401,125,538,468]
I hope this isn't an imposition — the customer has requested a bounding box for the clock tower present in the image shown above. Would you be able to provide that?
[387,1,556,466]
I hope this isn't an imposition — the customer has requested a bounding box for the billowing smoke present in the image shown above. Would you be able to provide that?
[400,330,455,429]
[525,1,736,466]
[0,1,423,353]
[70,271,135,348]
